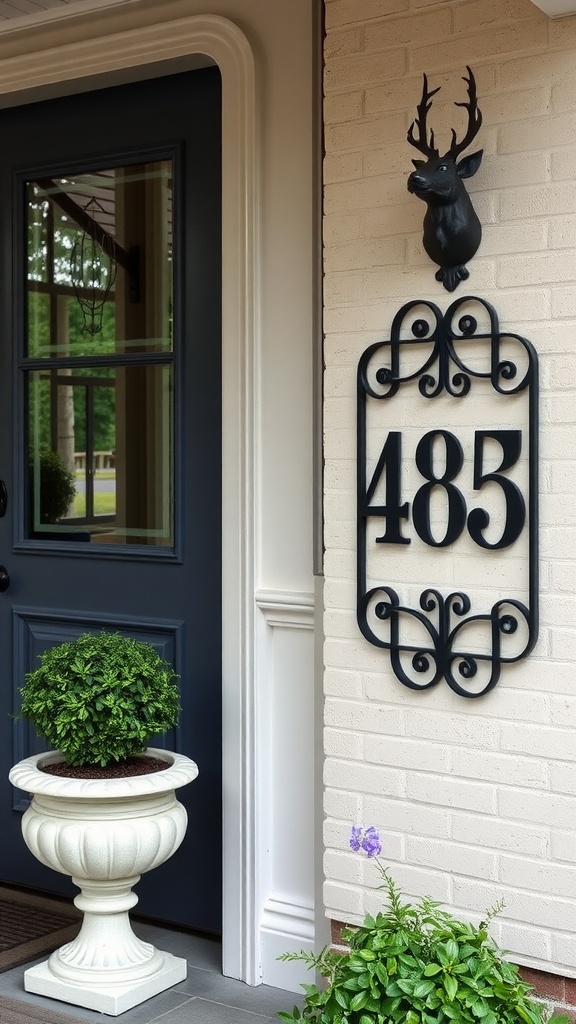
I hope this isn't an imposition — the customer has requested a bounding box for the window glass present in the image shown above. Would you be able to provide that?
[25,161,174,548]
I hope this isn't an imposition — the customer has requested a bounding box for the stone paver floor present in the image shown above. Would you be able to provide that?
[0,920,301,1023]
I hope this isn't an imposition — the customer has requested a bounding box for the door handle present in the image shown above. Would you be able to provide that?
[0,566,10,592]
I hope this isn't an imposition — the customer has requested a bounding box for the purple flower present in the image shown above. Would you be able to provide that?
[361,826,382,858]
[349,824,382,858]
[349,825,362,852]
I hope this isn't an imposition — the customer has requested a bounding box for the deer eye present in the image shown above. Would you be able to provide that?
[438,164,448,172]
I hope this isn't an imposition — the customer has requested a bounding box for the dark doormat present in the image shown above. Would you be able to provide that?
[0,996,87,1023]
[0,886,81,973]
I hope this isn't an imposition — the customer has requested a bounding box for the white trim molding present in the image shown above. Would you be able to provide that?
[255,590,315,630]
[261,895,315,942]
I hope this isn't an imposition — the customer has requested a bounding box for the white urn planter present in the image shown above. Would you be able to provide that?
[9,747,198,1016]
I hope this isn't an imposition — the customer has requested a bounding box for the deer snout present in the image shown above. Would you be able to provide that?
[407,171,429,196]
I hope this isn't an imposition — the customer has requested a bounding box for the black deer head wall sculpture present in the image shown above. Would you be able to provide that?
[407,67,483,292]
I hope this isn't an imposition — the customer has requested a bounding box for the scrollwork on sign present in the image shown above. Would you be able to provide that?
[357,296,538,697]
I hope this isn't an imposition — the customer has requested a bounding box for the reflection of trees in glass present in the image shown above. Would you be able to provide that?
[28,371,50,451]
[27,246,116,456]
[27,198,49,284]
[28,195,79,287]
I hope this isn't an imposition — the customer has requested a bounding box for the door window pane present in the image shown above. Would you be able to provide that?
[26,163,173,357]
[24,160,175,549]
[27,365,173,546]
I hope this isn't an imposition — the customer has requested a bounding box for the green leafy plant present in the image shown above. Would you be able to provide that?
[19,631,181,767]
[278,827,569,1024]
[29,448,76,524]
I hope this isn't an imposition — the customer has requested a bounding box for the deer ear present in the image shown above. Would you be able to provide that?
[457,149,483,179]
[411,159,426,169]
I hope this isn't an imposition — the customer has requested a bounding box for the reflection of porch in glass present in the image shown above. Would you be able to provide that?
[29,361,173,545]
[63,373,114,526]
[74,451,115,471]
[26,161,174,548]
[35,177,140,315]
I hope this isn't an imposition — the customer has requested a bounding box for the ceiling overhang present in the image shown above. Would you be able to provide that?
[530,0,576,15]
[0,0,574,28]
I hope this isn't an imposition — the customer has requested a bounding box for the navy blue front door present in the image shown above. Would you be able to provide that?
[0,68,222,934]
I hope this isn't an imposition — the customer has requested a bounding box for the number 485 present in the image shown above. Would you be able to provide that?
[367,429,526,550]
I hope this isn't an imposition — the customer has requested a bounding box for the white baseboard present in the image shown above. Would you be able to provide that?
[260,895,315,993]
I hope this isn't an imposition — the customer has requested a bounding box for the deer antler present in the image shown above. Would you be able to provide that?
[407,73,441,158]
[446,66,482,159]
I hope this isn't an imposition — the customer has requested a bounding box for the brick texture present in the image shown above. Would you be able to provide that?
[323,0,576,992]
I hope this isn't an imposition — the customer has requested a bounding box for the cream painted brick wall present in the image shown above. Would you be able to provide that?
[323,0,576,981]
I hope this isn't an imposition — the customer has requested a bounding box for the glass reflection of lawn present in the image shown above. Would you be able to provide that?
[72,470,116,517]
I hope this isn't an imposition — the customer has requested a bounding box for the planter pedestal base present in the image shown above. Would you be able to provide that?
[9,749,200,1017]
[23,882,188,1016]
[24,949,187,1016]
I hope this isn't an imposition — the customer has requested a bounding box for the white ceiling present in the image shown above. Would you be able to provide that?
[0,0,572,26]
[0,0,95,22]
[528,0,576,13]
[0,0,81,21]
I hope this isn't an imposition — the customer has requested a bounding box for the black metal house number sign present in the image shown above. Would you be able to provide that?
[357,296,538,697]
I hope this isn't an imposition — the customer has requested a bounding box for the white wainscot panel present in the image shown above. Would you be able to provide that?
[255,590,316,992]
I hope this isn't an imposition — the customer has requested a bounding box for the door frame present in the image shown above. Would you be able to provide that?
[0,10,259,985]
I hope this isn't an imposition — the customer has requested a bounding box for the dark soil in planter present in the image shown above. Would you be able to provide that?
[41,756,170,779]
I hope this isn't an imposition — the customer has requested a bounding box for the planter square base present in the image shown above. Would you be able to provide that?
[24,950,187,1016]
